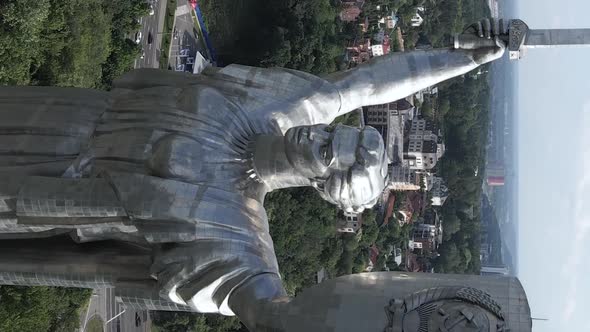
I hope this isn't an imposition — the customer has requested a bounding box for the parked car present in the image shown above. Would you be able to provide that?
[134,31,142,44]
[140,49,145,59]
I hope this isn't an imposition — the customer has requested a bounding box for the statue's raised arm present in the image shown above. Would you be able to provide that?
[325,18,505,114]
[107,19,504,134]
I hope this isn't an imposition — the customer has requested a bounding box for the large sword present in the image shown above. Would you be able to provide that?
[453,19,590,60]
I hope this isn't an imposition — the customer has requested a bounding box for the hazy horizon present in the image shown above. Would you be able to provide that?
[513,0,590,330]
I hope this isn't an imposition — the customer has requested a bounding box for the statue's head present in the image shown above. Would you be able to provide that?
[284,124,387,213]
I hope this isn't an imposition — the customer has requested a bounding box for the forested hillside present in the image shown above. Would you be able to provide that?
[0,0,147,88]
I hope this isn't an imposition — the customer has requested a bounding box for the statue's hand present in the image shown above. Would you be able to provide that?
[455,18,507,65]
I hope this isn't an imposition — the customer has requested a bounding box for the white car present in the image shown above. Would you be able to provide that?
[135,31,142,44]
[149,5,155,16]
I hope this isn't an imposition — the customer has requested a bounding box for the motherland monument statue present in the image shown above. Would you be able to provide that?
[0,19,535,331]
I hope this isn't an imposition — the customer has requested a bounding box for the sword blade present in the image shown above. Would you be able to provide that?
[525,29,590,48]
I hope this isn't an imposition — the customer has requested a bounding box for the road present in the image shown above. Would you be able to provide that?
[168,0,211,72]
[79,288,112,332]
[134,0,167,69]
[79,288,151,332]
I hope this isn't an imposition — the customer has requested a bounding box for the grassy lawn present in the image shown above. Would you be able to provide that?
[85,317,104,332]
[159,0,178,69]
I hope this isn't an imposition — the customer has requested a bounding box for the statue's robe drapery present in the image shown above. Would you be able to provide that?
[0,66,341,313]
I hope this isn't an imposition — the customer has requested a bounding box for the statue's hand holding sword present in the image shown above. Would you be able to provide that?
[454,18,590,60]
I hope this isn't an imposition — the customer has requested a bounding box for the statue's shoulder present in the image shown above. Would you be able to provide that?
[201,65,341,132]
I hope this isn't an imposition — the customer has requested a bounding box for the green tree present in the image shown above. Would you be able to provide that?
[0,0,50,85]
[200,0,345,74]
[0,286,91,332]
[152,311,243,332]
[421,97,434,121]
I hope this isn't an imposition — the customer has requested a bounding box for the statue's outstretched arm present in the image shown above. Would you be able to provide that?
[326,20,505,114]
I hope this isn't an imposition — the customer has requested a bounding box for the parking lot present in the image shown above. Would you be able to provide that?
[167,1,211,72]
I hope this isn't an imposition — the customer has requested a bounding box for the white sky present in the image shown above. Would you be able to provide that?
[515,0,590,330]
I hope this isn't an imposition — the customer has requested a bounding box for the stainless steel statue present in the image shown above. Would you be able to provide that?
[0,20,532,331]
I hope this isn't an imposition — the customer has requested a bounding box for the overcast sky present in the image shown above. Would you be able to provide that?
[515,0,590,330]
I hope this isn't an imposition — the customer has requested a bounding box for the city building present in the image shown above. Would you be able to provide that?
[486,164,505,186]
[369,36,390,57]
[429,176,449,206]
[386,15,398,29]
[365,99,413,125]
[370,44,384,57]
[387,164,420,191]
[412,222,443,254]
[374,12,399,30]
[487,175,505,186]
[396,192,423,225]
[364,99,414,162]
[340,2,363,22]
[336,211,362,233]
[380,191,397,226]
[404,119,445,170]
[346,38,371,65]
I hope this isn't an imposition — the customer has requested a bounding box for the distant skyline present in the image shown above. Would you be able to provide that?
[514,0,590,331]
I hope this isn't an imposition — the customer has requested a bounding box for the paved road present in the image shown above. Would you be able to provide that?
[118,309,151,332]
[168,0,210,72]
[134,0,167,69]
[79,288,113,332]
[79,288,151,332]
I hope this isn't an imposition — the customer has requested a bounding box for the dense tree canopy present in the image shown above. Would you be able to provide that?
[429,72,490,274]
[265,188,341,294]
[0,0,146,88]
[0,286,91,332]
[151,311,244,332]
[200,0,347,74]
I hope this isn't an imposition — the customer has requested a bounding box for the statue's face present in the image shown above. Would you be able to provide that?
[284,124,386,212]
[284,124,360,179]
